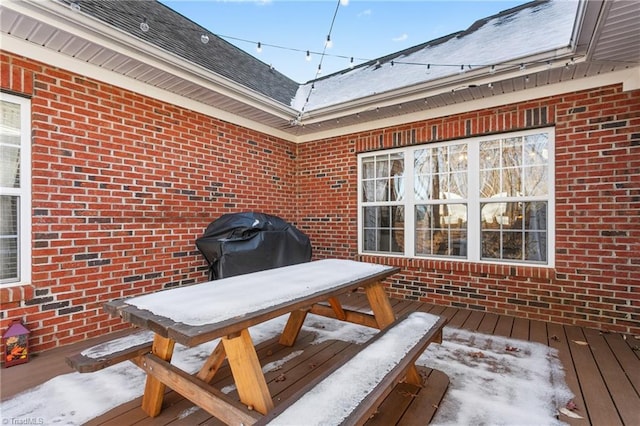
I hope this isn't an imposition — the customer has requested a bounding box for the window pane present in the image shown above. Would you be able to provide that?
[524,165,547,196]
[415,149,433,200]
[480,168,501,198]
[524,202,547,261]
[415,144,467,201]
[362,180,375,202]
[502,231,523,260]
[362,206,403,254]
[362,153,404,202]
[0,195,19,282]
[481,201,547,262]
[415,204,467,257]
[390,153,404,201]
[480,139,501,170]
[502,137,522,169]
[503,166,522,196]
[524,133,549,166]
[0,100,22,189]
[362,157,375,179]
[0,146,20,188]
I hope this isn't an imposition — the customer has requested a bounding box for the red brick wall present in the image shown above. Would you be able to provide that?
[298,85,640,335]
[1,52,638,355]
[1,53,299,352]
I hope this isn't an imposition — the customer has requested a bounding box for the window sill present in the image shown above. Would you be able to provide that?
[357,254,556,280]
[0,284,35,304]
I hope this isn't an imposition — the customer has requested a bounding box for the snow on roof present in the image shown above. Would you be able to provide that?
[292,0,579,112]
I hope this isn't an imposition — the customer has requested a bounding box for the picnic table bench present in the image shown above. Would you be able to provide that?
[66,259,448,425]
[257,311,447,425]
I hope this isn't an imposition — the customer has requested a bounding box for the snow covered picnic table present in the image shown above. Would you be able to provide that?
[101,259,404,424]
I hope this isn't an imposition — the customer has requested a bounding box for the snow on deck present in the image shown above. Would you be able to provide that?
[127,259,391,326]
[266,312,440,425]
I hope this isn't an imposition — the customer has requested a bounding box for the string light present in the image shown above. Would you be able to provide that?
[306,50,311,61]
[200,34,209,44]
[139,18,149,33]
[325,35,333,49]
[349,57,354,68]
[256,42,262,53]
[69,1,81,12]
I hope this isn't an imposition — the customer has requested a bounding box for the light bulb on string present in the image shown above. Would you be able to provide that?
[317,64,322,74]
[306,51,311,61]
[200,34,209,44]
[69,1,81,12]
[140,18,150,32]
[349,57,354,69]
[256,42,262,53]
[340,0,349,5]
[325,35,333,49]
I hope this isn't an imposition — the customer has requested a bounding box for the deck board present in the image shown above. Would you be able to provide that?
[2,294,638,426]
[565,325,622,426]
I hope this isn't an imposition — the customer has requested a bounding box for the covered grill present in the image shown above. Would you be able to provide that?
[196,212,312,280]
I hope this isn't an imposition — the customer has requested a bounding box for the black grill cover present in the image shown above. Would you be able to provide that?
[196,212,312,280]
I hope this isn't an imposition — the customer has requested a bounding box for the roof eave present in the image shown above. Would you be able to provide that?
[298,47,578,126]
[8,0,299,121]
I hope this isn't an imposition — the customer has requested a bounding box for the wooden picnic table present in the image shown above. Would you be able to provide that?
[104,259,401,424]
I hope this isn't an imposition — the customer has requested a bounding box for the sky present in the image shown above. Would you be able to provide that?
[160,0,531,83]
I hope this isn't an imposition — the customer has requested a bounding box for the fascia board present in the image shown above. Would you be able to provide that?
[6,0,298,120]
[295,66,640,144]
[1,34,298,142]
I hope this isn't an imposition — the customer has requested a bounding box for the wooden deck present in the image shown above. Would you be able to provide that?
[2,293,639,425]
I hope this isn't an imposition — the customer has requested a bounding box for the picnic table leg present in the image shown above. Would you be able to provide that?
[364,282,425,387]
[364,281,396,329]
[141,334,175,416]
[223,329,274,415]
[279,309,309,346]
[196,340,226,383]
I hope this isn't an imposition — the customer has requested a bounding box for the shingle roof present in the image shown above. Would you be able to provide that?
[73,0,299,106]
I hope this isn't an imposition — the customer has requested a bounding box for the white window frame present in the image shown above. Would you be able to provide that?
[357,128,555,267]
[0,92,32,286]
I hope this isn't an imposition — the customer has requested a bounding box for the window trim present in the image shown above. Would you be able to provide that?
[357,128,555,267]
[0,92,32,287]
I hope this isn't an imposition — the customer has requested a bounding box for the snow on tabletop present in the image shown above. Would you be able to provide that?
[127,259,391,326]
[266,312,439,426]
[291,0,579,111]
